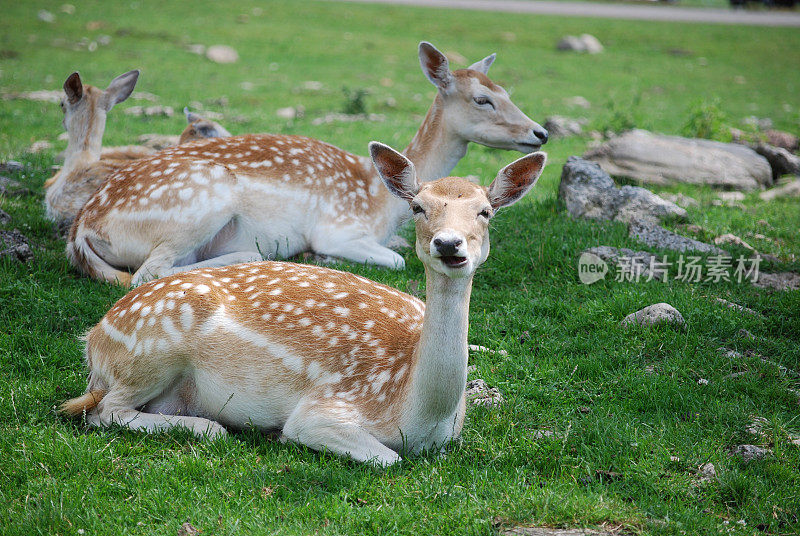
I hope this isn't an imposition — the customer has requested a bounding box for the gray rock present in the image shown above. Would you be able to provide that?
[556,34,604,54]
[0,161,24,173]
[37,9,55,23]
[731,444,771,462]
[27,140,53,154]
[717,191,746,203]
[584,129,772,190]
[752,271,800,291]
[583,246,667,281]
[559,157,686,224]
[544,116,586,138]
[753,143,800,180]
[713,298,758,316]
[696,462,717,483]
[629,219,726,254]
[0,209,10,225]
[124,105,174,118]
[759,179,800,201]
[465,379,503,408]
[564,96,591,109]
[621,303,685,328]
[206,45,239,64]
[0,229,34,262]
[660,193,699,208]
[714,233,754,251]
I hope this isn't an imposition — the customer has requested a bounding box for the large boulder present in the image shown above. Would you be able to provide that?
[584,129,772,190]
[559,157,686,224]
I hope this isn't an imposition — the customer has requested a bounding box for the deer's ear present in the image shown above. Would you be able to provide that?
[487,152,546,210]
[467,53,496,75]
[64,72,83,104]
[369,141,419,202]
[103,70,139,110]
[418,41,453,92]
[184,107,203,124]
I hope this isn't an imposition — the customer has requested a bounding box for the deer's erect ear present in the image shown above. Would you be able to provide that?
[64,72,83,105]
[103,69,139,110]
[369,141,419,202]
[184,107,203,124]
[467,53,496,75]
[487,152,546,210]
[418,41,453,92]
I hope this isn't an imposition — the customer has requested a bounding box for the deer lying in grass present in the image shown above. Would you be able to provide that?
[45,71,231,227]
[67,42,548,286]
[59,142,546,465]
[179,107,231,144]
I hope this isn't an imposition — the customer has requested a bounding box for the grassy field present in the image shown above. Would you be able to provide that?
[1,1,800,535]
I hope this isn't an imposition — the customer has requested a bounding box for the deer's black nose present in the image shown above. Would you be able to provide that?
[433,237,462,256]
[533,127,548,144]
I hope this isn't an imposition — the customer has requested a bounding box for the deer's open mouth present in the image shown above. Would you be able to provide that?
[517,142,541,152]
[441,256,468,268]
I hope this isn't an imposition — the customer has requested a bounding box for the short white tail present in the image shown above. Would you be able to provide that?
[60,145,546,465]
[68,42,548,286]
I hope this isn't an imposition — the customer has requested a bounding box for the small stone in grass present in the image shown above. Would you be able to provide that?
[697,378,709,385]
[730,444,771,462]
[465,379,503,408]
[697,462,717,483]
[621,303,685,329]
[206,45,239,64]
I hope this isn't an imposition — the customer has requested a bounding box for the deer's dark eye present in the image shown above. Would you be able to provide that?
[474,96,494,108]
[478,208,491,219]
[411,203,425,216]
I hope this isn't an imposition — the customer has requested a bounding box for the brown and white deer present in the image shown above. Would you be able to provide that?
[59,142,546,465]
[67,42,548,286]
[44,70,141,226]
[45,72,232,227]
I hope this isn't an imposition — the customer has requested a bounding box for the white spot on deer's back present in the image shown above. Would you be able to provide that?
[180,303,194,330]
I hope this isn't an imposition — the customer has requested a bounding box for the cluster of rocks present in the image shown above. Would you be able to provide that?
[559,157,686,224]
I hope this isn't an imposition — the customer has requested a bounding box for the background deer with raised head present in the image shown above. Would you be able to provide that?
[68,41,548,286]
[45,71,232,227]
[59,142,546,466]
[44,70,141,226]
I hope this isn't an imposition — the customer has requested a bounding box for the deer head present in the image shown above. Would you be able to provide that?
[370,141,546,277]
[59,70,139,152]
[418,42,548,153]
[179,107,232,144]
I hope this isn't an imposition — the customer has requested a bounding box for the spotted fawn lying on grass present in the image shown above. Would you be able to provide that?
[59,142,546,466]
[66,41,548,286]
[45,71,231,227]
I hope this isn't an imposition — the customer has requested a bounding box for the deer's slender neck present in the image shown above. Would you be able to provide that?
[405,266,472,423]
[61,110,107,172]
[403,94,468,181]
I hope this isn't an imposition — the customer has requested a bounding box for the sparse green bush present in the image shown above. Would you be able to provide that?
[682,98,732,141]
[342,86,369,115]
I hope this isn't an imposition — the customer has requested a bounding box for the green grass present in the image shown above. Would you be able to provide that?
[1,1,799,535]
